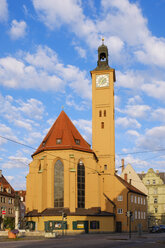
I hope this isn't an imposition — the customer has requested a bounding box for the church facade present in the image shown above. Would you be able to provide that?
[26,41,147,233]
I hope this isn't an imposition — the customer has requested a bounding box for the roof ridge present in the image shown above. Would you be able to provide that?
[115,174,147,196]
[32,110,93,157]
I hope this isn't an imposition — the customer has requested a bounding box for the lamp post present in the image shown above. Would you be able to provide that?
[14,193,20,229]
[126,211,133,239]
[62,212,67,236]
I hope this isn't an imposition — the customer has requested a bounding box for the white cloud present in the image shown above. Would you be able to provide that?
[142,81,165,101]
[9,20,27,40]
[126,130,140,137]
[46,117,56,126]
[5,176,14,181]
[107,36,124,54]
[0,55,63,91]
[74,46,86,58]
[2,156,30,169]
[32,0,165,69]
[32,0,99,49]
[32,0,83,29]
[115,154,150,173]
[25,131,43,145]
[117,70,144,89]
[151,108,165,123]
[13,120,32,131]
[25,45,58,71]
[101,0,149,46]
[0,94,44,128]
[73,119,92,144]
[128,95,142,105]
[137,126,165,150]
[12,180,26,190]
[66,95,86,111]
[0,46,91,99]
[135,36,165,68]
[124,104,151,118]
[116,117,141,129]
[17,98,45,120]
[0,0,8,22]
[0,124,18,145]
[101,0,165,68]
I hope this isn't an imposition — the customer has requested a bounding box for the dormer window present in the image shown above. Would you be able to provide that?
[56,138,62,144]
[42,141,46,147]
[75,139,80,145]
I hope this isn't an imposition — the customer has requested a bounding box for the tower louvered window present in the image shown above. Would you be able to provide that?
[54,160,64,207]
[77,161,85,208]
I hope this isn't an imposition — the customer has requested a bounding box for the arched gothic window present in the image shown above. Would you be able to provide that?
[77,160,85,208]
[54,160,64,207]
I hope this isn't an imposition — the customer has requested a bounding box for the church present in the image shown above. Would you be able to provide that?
[26,41,147,233]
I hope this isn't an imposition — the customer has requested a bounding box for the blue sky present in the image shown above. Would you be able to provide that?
[0,0,165,190]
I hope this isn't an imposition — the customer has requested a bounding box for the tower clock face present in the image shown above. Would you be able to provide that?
[96,74,109,87]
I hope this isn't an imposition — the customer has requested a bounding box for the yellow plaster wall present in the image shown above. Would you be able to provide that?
[142,168,165,225]
[26,149,100,213]
[27,215,115,233]
[99,175,148,232]
[91,69,115,176]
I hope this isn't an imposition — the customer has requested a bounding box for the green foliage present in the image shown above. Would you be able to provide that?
[3,217,15,230]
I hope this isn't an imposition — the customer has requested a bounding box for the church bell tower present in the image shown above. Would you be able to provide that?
[91,39,116,175]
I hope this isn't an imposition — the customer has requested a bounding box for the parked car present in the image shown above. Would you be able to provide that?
[159,225,165,232]
[149,225,160,233]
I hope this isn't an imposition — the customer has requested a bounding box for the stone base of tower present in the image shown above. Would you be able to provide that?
[26,207,115,233]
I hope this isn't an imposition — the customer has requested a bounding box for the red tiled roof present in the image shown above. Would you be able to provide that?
[0,175,15,197]
[26,207,115,217]
[115,174,147,196]
[32,111,93,156]
[16,190,26,201]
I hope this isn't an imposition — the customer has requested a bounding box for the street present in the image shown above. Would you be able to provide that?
[0,233,164,248]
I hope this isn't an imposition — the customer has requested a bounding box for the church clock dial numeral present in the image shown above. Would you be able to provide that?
[96,74,109,87]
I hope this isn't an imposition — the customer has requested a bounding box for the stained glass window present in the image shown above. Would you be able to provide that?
[54,160,64,207]
[77,161,85,208]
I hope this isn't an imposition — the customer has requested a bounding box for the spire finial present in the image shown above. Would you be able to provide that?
[102,37,104,45]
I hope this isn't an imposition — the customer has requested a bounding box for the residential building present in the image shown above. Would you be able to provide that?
[114,175,147,232]
[0,170,15,228]
[16,190,26,229]
[120,160,148,195]
[26,40,147,233]
[139,168,165,226]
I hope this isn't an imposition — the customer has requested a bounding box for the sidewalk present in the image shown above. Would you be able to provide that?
[0,230,164,242]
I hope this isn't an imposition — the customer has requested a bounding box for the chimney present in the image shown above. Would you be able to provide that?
[121,159,124,172]
[0,170,2,177]
[124,173,127,182]
[129,179,132,185]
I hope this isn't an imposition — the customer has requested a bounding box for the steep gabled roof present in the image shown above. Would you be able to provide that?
[138,171,165,184]
[0,175,15,197]
[115,174,147,196]
[32,111,93,157]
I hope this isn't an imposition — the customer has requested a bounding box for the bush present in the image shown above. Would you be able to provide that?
[3,217,15,230]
